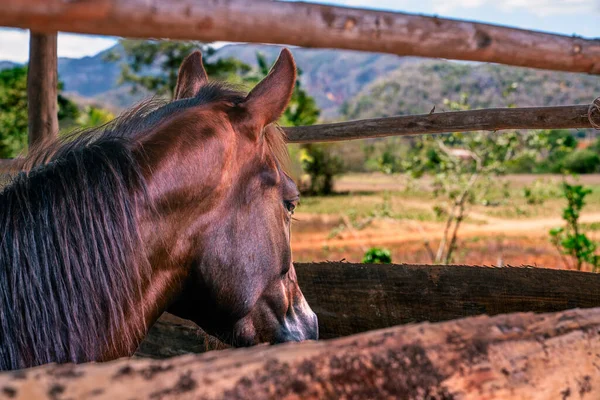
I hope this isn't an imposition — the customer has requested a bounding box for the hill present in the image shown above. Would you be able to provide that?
[1,44,599,122]
[340,61,600,120]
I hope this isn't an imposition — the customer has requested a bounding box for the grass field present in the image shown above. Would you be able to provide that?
[290,173,600,270]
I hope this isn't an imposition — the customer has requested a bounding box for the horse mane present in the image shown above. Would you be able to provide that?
[0,82,289,370]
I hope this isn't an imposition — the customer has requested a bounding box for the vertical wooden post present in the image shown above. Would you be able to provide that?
[27,32,58,149]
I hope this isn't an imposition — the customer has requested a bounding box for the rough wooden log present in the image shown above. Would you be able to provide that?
[2,308,599,399]
[134,314,228,360]
[27,32,58,149]
[296,263,600,339]
[285,104,600,142]
[2,1,600,74]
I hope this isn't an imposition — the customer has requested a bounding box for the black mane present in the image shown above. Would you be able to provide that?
[0,82,246,370]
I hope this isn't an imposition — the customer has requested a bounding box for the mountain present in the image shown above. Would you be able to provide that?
[211,44,415,119]
[49,43,412,118]
[1,44,598,122]
[340,61,600,120]
[0,61,19,70]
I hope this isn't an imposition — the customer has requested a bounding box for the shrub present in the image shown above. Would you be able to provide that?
[299,143,344,195]
[504,154,537,173]
[550,182,599,272]
[362,247,392,264]
[562,150,600,174]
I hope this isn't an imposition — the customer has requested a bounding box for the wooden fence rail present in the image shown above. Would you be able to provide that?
[286,103,600,142]
[134,263,600,356]
[2,308,599,399]
[2,0,600,74]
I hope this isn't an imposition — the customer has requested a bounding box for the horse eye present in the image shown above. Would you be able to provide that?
[284,200,296,214]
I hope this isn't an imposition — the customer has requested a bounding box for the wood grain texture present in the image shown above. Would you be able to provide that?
[27,32,58,149]
[133,263,600,359]
[2,308,599,399]
[285,105,597,142]
[295,263,600,339]
[1,0,600,73]
[134,314,228,360]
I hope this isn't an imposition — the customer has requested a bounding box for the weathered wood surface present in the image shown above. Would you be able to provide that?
[2,308,600,399]
[134,263,600,358]
[285,104,599,142]
[297,263,600,339]
[134,314,228,360]
[27,32,58,149]
[2,1,600,74]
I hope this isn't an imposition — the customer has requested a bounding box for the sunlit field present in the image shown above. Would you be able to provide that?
[291,173,600,269]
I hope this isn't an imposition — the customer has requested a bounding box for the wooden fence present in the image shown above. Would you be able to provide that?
[0,0,599,154]
[1,1,600,397]
[2,0,600,74]
[1,306,599,399]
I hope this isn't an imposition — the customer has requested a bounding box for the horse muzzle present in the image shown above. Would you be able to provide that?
[274,297,319,343]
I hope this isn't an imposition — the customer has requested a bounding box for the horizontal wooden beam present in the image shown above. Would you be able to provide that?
[136,263,600,350]
[1,1,600,74]
[297,263,600,339]
[285,104,599,142]
[4,308,600,399]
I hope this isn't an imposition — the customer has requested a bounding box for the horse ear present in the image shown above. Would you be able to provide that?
[241,48,296,130]
[174,51,208,100]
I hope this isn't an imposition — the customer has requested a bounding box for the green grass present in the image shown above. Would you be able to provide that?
[299,175,600,223]
[580,222,600,231]
[299,191,440,222]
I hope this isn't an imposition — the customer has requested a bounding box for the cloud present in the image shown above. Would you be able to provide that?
[431,0,596,17]
[0,28,117,63]
[0,29,30,63]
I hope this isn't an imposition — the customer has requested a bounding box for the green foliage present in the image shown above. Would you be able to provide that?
[522,179,560,205]
[0,66,84,158]
[298,143,343,195]
[362,247,392,264]
[76,106,115,129]
[0,66,28,157]
[397,91,561,264]
[550,182,599,272]
[105,40,251,98]
[561,149,600,174]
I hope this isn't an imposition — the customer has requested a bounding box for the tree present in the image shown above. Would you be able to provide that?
[0,66,28,157]
[401,93,553,264]
[0,66,81,158]
[104,40,251,99]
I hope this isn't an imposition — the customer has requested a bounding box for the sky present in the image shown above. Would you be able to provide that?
[0,0,599,63]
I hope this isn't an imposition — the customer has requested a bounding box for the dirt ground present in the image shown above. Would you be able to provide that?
[290,173,600,270]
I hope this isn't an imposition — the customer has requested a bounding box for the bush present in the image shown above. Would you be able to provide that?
[504,153,537,173]
[562,149,600,174]
[299,143,344,195]
[362,247,392,264]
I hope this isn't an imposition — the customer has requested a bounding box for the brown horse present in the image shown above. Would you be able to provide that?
[0,49,318,371]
